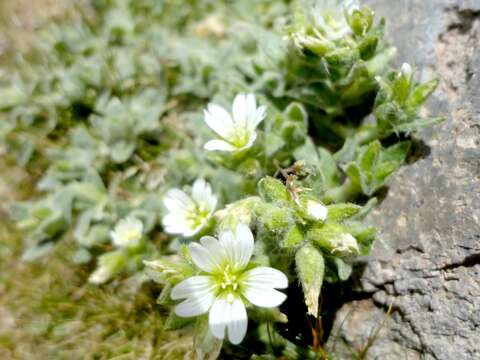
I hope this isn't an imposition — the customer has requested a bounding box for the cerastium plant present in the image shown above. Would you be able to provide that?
[0,0,443,358]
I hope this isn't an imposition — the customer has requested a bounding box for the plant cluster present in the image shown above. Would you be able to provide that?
[0,0,442,358]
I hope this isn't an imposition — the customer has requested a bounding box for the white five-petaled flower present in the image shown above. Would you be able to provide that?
[162,178,217,237]
[170,224,288,345]
[203,93,266,152]
[313,0,360,40]
[110,216,144,248]
[307,200,328,221]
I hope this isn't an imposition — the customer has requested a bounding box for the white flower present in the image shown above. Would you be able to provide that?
[307,200,328,221]
[330,233,359,255]
[110,216,144,248]
[203,93,266,152]
[313,0,359,40]
[170,224,288,345]
[162,178,217,237]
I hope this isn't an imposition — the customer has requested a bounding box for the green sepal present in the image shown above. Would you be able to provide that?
[326,203,362,222]
[281,224,304,249]
[164,311,195,331]
[193,316,223,360]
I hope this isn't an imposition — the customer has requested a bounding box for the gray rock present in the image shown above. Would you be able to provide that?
[327,1,480,359]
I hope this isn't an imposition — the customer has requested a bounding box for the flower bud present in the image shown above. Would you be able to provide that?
[295,243,325,317]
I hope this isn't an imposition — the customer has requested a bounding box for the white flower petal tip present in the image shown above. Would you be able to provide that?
[203,93,265,152]
[401,62,413,78]
[110,216,143,248]
[171,225,288,345]
[162,179,217,238]
[307,200,328,221]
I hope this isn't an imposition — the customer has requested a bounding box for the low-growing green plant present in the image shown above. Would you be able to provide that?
[0,0,443,358]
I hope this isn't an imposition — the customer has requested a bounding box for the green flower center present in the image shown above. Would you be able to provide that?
[214,264,244,303]
[185,202,211,229]
[229,126,250,149]
[122,229,141,242]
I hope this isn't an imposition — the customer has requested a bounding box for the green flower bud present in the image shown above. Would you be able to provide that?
[295,243,325,317]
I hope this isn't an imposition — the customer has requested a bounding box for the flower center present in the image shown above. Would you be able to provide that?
[220,264,239,292]
[185,202,211,229]
[123,229,140,242]
[229,126,250,148]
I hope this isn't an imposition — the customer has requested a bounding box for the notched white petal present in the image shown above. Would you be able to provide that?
[204,104,234,138]
[232,93,248,126]
[243,266,288,289]
[163,188,193,211]
[233,223,254,269]
[208,298,228,340]
[172,276,216,317]
[226,298,248,345]
[243,285,287,308]
[189,242,221,272]
[171,276,214,300]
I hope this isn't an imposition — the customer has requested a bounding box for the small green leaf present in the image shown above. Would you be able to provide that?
[22,242,55,262]
[284,102,308,124]
[334,258,353,281]
[334,137,357,164]
[326,203,362,222]
[294,138,320,167]
[395,117,445,134]
[348,223,377,255]
[344,162,363,188]
[407,78,439,109]
[318,147,341,189]
[359,140,381,171]
[258,177,289,203]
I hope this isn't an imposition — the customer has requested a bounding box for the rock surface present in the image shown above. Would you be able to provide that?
[327,1,480,359]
